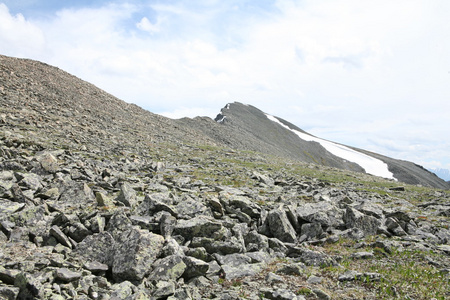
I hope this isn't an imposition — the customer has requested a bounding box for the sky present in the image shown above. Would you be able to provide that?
[1,0,449,175]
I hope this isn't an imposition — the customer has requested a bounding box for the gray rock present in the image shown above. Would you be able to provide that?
[136,192,177,217]
[267,207,297,243]
[300,222,323,241]
[74,231,116,266]
[106,210,132,240]
[344,207,381,237]
[174,216,224,240]
[50,225,72,249]
[58,181,95,207]
[385,217,408,236]
[0,198,25,214]
[160,212,177,238]
[215,253,252,267]
[245,251,273,264]
[265,272,284,284]
[0,266,20,285]
[152,280,176,299]
[276,262,306,276]
[261,287,305,300]
[350,251,374,259]
[307,275,323,284]
[253,171,275,186]
[338,270,381,282]
[36,152,59,173]
[54,268,82,282]
[83,261,109,274]
[228,195,261,218]
[183,256,210,280]
[220,263,263,280]
[296,202,344,228]
[268,238,288,254]
[287,246,337,267]
[115,182,137,208]
[16,172,43,192]
[112,227,164,282]
[149,255,187,282]
[354,201,384,218]
[0,285,20,300]
[175,195,209,218]
[191,237,244,255]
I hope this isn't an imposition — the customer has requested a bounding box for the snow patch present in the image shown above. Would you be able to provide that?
[266,114,396,180]
[216,115,226,123]
[225,104,230,109]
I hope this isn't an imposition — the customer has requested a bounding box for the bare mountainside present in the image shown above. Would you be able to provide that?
[0,54,447,189]
[0,54,449,299]
[178,103,449,190]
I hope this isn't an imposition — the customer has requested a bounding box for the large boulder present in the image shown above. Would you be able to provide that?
[173,216,224,240]
[296,202,344,229]
[267,207,297,243]
[74,231,116,267]
[112,227,164,282]
[344,207,381,237]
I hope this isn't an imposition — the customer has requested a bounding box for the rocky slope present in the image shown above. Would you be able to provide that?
[0,54,449,299]
[178,103,449,189]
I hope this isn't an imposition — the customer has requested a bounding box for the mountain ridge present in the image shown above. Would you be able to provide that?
[179,102,448,189]
[1,53,447,189]
[1,54,449,299]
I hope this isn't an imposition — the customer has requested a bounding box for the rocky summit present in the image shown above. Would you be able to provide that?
[0,54,449,300]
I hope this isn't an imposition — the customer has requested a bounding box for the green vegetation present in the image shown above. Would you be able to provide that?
[320,237,449,300]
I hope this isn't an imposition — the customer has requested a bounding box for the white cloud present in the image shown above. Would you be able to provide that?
[136,16,162,33]
[0,0,449,172]
[0,3,45,57]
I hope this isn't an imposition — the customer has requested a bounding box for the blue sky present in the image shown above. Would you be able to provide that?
[1,0,449,175]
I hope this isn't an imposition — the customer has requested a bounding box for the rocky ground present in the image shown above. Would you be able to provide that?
[0,54,449,299]
[0,128,449,299]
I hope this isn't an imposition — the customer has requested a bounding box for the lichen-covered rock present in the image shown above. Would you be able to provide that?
[182,256,210,280]
[148,255,187,282]
[220,263,263,280]
[300,222,324,241]
[344,207,381,237]
[116,182,137,208]
[112,227,164,282]
[267,207,297,243]
[54,268,82,282]
[190,237,244,255]
[0,285,20,300]
[173,216,224,240]
[58,181,95,207]
[296,202,344,228]
[74,231,116,267]
[244,230,269,252]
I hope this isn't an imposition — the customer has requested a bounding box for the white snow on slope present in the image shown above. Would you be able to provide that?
[266,114,395,180]
[216,115,226,123]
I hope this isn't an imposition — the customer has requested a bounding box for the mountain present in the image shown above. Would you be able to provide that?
[1,54,449,299]
[178,102,449,189]
[1,54,447,190]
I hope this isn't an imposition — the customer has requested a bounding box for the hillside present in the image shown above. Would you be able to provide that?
[178,102,449,189]
[0,54,449,299]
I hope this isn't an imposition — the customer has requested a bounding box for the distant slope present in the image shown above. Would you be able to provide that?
[178,102,449,189]
[0,54,214,153]
[1,55,447,189]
